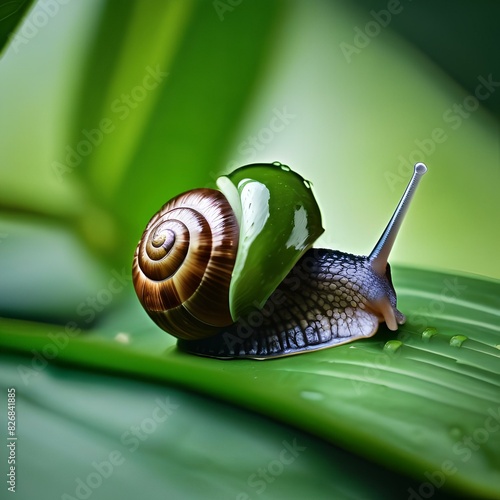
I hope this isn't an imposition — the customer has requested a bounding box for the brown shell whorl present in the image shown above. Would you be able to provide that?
[132,188,239,340]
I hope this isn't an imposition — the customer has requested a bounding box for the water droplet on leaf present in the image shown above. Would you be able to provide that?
[114,332,130,344]
[449,335,468,347]
[421,327,438,342]
[383,340,403,354]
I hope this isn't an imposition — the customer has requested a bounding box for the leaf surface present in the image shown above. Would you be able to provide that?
[2,267,499,497]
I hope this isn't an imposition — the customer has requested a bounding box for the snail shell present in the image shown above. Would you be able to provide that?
[132,162,427,359]
[132,188,239,340]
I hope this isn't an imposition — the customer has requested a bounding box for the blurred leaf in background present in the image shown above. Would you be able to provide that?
[0,0,499,499]
[0,0,34,54]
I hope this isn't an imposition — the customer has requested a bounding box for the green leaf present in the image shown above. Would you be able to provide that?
[1,353,454,500]
[1,267,499,497]
[0,0,34,55]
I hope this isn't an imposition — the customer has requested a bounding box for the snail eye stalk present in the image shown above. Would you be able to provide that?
[369,163,427,277]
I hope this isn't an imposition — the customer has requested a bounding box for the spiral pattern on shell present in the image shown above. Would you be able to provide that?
[132,188,239,340]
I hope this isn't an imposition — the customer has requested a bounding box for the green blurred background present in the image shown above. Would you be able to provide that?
[0,0,498,325]
[0,1,499,499]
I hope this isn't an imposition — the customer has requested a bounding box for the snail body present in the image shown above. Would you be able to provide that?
[133,162,427,359]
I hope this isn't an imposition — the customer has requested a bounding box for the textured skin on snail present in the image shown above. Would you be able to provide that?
[132,188,239,340]
[178,248,404,359]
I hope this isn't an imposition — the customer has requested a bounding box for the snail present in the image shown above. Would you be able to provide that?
[133,162,427,359]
